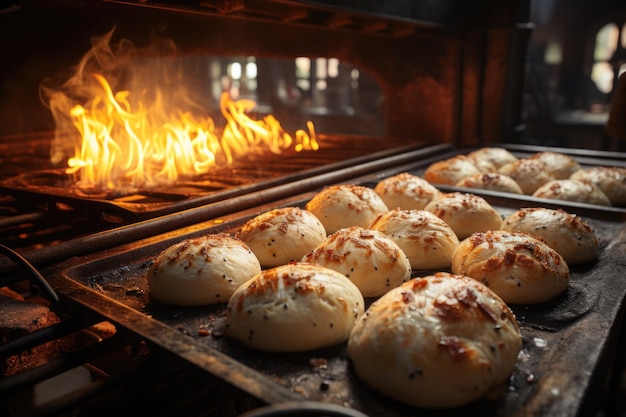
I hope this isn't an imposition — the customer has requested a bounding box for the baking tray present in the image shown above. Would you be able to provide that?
[44,146,626,416]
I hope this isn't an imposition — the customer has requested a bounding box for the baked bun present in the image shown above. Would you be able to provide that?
[532,179,611,206]
[347,272,522,409]
[302,226,411,297]
[225,263,364,352]
[305,184,389,234]
[374,172,441,210]
[467,147,519,171]
[529,152,581,179]
[423,192,503,239]
[237,207,327,267]
[498,158,556,194]
[423,155,482,185]
[455,173,523,194]
[501,208,599,264]
[451,230,570,304]
[368,209,459,270]
[148,233,261,306]
[570,166,626,205]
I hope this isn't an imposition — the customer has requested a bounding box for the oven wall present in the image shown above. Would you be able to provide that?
[0,0,531,146]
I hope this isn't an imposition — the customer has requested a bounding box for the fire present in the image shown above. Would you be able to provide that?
[41,29,318,191]
[65,78,318,190]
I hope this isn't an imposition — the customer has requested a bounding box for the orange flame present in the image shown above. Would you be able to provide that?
[41,29,318,191]
[65,77,318,190]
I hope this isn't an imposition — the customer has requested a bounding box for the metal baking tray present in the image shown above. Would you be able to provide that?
[43,145,626,416]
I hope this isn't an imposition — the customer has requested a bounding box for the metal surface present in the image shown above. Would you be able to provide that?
[33,145,626,417]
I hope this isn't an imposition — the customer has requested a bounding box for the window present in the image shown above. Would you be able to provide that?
[591,22,626,94]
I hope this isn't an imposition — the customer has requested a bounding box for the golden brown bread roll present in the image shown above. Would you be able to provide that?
[368,209,459,270]
[455,172,523,194]
[147,233,261,306]
[237,206,327,267]
[532,179,611,206]
[423,192,503,239]
[501,207,599,264]
[451,230,570,304]
[301,226,411,297]
[467,147,519,171]
[374,172,441,210]
[498,158,556,194]
[225,263,364,352]
[347,272,522,409]
[569,166,626,205]
[529,151,582,179]
[305,184,389,234]
[423,155,483,185]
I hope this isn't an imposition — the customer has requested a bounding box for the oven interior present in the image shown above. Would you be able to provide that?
[1,1,626,417]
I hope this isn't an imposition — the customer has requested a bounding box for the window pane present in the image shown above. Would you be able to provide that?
[591,61,614,93]
[594,23,618,61]
[544,39,562,64]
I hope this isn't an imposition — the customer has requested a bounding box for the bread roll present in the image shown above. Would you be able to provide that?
[532,179,611,206]
[423,155,483,185]
[529,151,581,179]
[305,184,389,234]
[501,207,599,264]
[347,272,522,409]
[368,209,459,270]
[148,233,261,306]
[301,226,411,297]
[237,207,327,267]
[225,263,365,352]
[374,172,441,210]
[498,158,556,194]
[570,166,626,205]
[455,172,523,194]
[451,230,570,304]
[467,147,519,171]
[423,192,503,239]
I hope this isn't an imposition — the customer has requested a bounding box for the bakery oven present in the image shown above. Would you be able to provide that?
[1,0,626,416]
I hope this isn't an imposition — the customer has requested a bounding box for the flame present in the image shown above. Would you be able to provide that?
[41,29,318,191]
[65,77,318,190]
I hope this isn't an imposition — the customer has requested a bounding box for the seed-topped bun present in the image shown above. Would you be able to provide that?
[368,209,459,270]
[529,151,581,179]
[570,166,626,205]
[467,147,519,171]
[302,226,411,298]
[237,207,327,267]
[305,184,389,234]
[347,272,522,409]
[532,179,611,206]
[423,192,503,239]
[498,158,556,194]
[455,172,523,195]
[501,207,599,264]
[225,263,364,352]
[374,172,441,210]
[423,155,483,185]
[148,233,261,306]
[451,230,570,304]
